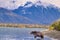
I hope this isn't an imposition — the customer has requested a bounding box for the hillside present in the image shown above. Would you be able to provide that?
[0,8,34,24]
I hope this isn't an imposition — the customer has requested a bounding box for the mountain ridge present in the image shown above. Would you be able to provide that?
[0,7,35,24]
[13,4,60,24]
[0,1,60,25]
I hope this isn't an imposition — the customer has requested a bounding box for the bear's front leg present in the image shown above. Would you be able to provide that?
[34,36,37,38]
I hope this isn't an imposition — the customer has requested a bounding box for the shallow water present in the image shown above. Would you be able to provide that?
[0,27,57,40]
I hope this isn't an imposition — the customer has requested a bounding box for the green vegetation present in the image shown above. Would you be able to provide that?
[50,19,60,31]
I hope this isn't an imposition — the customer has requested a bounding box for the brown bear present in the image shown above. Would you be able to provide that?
[30,31,44,39]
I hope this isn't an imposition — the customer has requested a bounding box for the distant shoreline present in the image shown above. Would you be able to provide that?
[0,24,49,28]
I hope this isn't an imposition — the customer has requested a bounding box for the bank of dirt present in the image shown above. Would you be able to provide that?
[44,30,60,40]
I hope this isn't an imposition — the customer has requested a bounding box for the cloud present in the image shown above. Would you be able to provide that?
[0,0,37,10]
[0,0,60,10]
[40,0,60,8]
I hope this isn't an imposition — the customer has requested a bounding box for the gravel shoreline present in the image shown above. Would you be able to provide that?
[44,30,60,40]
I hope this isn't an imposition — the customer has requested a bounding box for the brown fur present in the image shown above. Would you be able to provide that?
[30,31,44,39]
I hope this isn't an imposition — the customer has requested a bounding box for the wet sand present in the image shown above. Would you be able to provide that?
[44,30,60,40]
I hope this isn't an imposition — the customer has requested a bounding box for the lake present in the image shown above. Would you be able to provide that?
[0,27,57,40]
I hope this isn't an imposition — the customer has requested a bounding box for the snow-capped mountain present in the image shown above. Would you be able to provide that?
[0,1,60,25]
[13,2,60,24]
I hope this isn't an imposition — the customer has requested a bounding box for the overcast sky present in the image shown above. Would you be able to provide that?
[0,0,60,10]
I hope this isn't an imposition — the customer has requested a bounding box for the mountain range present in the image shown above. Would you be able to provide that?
[0,2,60,25]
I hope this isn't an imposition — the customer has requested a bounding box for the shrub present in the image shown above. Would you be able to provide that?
[50,20,60,31]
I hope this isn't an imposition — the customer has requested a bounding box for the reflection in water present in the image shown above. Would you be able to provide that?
[0,27,57,40]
